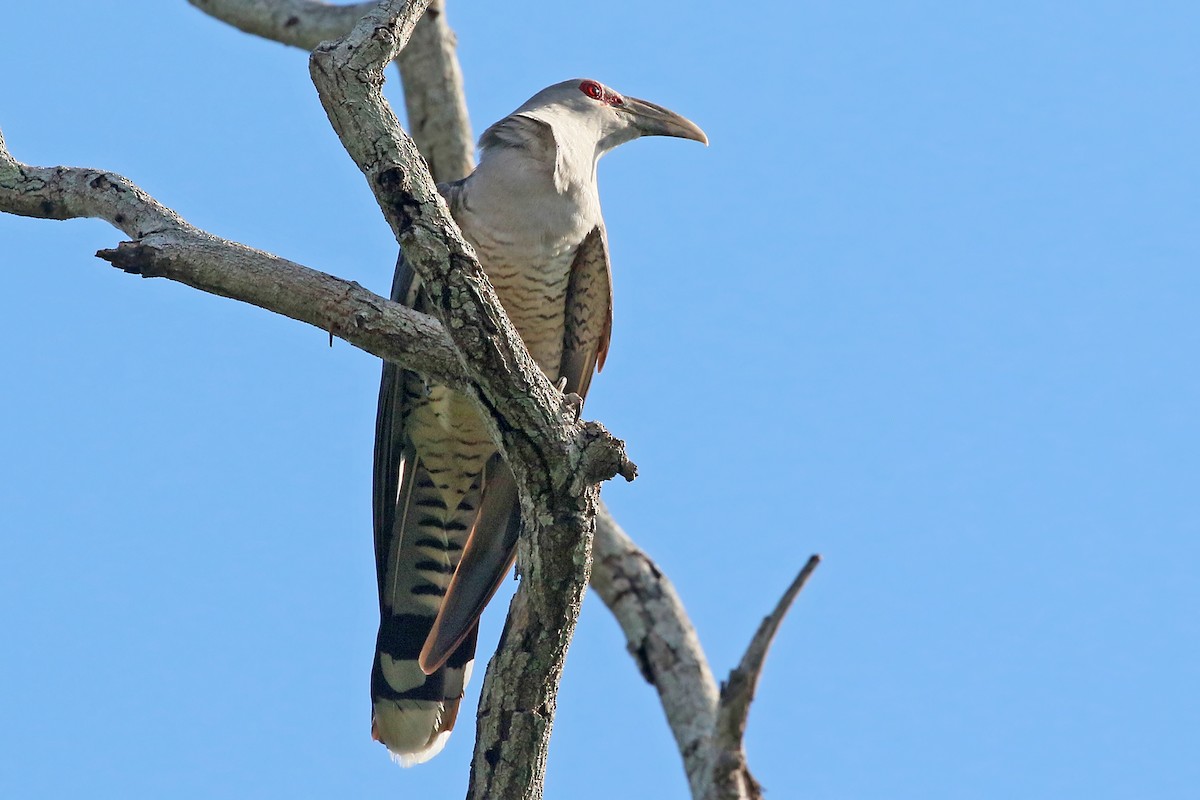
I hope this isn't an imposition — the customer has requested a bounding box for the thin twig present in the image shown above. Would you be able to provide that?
[719,555,821,739]
[704,555,822,800]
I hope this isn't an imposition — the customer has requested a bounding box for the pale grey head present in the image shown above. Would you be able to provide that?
[513,78,708,150]
[478,78,707,176]
[468,78,707,228]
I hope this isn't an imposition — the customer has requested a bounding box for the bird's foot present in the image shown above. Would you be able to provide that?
[553,377,584,420]
[562,391,584,421]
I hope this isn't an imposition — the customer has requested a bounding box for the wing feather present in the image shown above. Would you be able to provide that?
[559,225,613,399]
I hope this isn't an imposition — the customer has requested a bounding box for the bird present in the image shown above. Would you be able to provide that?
[369,78,706,765]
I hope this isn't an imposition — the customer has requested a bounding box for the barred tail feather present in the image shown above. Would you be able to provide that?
[370,614,478,764]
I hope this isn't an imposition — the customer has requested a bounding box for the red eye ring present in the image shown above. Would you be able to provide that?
[580,80,604,100]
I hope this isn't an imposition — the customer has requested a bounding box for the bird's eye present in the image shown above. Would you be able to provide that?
[580,80,604,100]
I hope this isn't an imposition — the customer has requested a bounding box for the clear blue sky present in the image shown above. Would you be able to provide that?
[2,1,1197,798]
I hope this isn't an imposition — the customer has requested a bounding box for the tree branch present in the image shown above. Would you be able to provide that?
[592,502,821,800]
[0,129,462,386]
[703,555,822,800]
[715,555,823,759]
[187,0,376,50]
[395,0,474,182]
[591,503,720,795]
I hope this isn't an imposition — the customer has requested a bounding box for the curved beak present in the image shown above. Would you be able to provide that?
[624,96,709,145]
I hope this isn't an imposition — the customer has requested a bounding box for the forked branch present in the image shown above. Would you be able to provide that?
[593,505,820,800]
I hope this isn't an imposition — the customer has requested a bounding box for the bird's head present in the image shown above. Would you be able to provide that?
[513,78,708,157]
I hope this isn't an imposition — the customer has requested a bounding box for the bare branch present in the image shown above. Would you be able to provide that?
[0,129,462,385]
[718,555,822,746]
[591,499,821,800]
[591,503,721,795]
[187,0,376,50]
[704,555,822,800]
[0,129,187,238]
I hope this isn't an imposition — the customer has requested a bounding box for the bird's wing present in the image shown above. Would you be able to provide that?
[418,454,520,674]
[371,250,418,601]
[479,112,564,190]
[372,208,614,755]
[418,226,612,673]
[560,225,614,398]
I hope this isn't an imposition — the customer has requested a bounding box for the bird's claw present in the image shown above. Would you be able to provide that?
[562,392,584,421]
[552,377,583,420]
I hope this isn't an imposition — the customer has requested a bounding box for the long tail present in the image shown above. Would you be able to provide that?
[371,332,492,763]
[370,436,483,764]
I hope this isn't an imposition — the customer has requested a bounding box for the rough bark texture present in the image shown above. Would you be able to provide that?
[188,0,376,49]
[593,506,820,800]
[592,504,720,795]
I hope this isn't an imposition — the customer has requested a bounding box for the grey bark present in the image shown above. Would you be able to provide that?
[591,504,720,794]
[394,0,474,182]
[187,0,375,49]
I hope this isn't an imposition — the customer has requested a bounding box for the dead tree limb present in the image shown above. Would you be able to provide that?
[593,505,821,800]
[0,130,461,385]
[591,504,720,794]
[186,0,375,49]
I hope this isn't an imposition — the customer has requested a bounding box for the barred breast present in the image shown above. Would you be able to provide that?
[472,243,578,375]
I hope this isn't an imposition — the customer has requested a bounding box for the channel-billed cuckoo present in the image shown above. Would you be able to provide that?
[370,78,706,763]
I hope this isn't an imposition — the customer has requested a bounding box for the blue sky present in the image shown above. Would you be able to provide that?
[2,1,1198,798]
